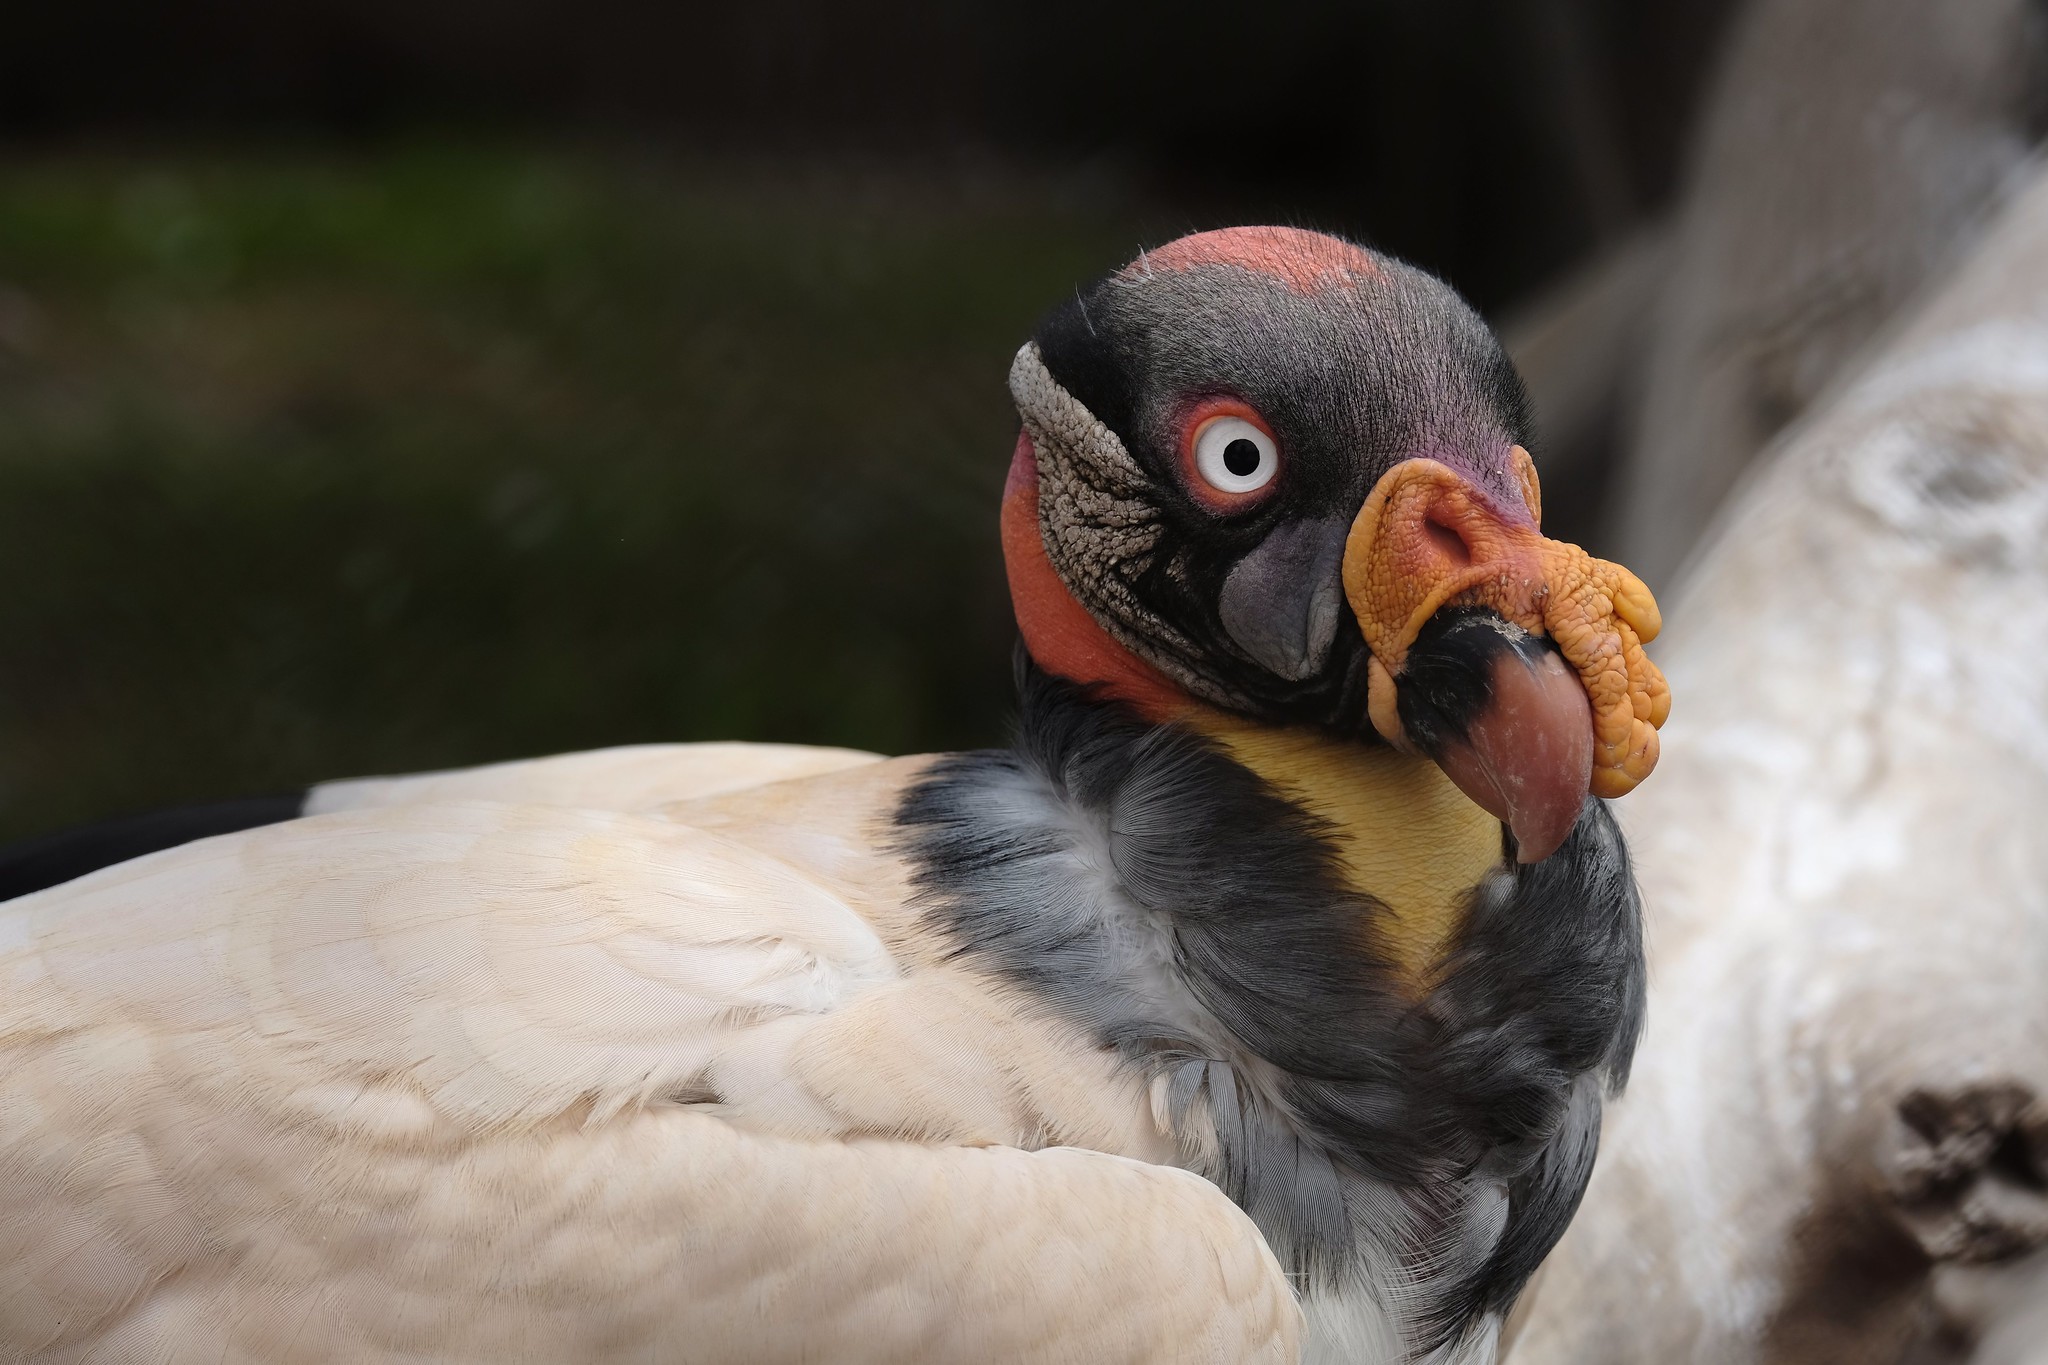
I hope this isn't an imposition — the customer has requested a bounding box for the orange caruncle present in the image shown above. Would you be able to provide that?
[1342,454,1671,799]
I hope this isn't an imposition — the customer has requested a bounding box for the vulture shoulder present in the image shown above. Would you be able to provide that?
[0,778,1297,1363]
[304,739,885,815]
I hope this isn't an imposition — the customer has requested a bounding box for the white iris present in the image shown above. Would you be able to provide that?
[1193,416,1278,494]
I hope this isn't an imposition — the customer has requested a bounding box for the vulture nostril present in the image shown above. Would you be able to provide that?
[1424,513,1473,568]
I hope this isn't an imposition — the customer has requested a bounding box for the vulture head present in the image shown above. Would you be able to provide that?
[1002,226,1669,861]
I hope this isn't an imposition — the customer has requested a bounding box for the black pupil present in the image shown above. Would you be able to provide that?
[1222,437,1263,478]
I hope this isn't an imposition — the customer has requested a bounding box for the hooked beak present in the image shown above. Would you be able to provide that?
[1342,449,1669,862]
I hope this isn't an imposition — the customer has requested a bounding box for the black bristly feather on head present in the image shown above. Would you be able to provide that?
[1023,236,1540,734]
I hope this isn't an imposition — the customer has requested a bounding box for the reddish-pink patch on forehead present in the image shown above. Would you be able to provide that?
[1123,226,1381,294]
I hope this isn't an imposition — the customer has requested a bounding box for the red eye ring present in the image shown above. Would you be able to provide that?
[1177,397,1282,513]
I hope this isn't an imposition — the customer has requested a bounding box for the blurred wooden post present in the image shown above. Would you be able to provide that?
[1509,162,2048,1364]
[1506,0,2044,591]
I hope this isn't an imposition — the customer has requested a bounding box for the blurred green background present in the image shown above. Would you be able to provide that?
[0,147,1176,836]
[0,1,1732,841]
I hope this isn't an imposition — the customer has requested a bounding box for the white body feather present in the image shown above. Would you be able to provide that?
[0,746,1300,1363]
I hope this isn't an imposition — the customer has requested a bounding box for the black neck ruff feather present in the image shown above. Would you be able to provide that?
[894,659,1645,1348]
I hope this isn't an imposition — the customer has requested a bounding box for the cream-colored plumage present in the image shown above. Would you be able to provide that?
[304,740,885,815]
[0,749,1300,1362]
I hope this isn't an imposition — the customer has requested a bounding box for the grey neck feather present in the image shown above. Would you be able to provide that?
[893,673,1645,1360]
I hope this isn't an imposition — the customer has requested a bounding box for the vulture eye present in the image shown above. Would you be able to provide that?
[1186,409,1280,504]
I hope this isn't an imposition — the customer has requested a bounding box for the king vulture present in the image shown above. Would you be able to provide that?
[0,227,1667,1364]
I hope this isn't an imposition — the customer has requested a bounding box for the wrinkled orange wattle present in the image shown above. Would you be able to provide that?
[1343,451,1670,799]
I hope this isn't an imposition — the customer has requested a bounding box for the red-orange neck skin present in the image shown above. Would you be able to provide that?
[1001,432,1194,724]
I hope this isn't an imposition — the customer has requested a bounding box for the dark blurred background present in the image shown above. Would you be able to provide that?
[0,0,1737,840]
